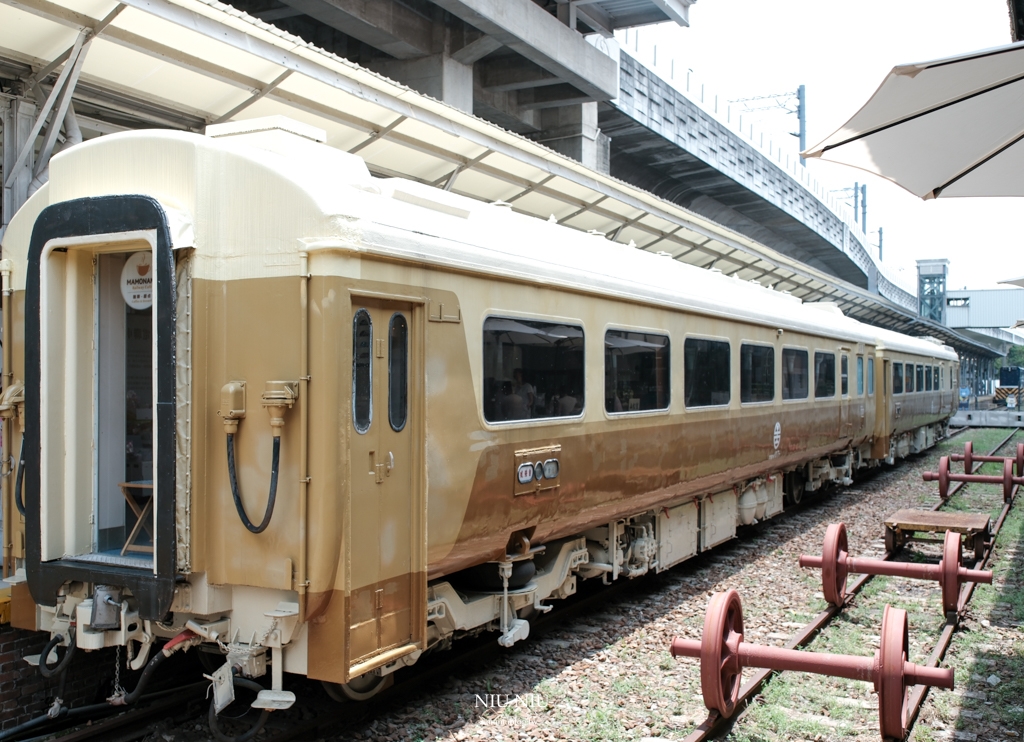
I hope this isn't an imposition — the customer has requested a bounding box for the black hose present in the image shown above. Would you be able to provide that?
[119,642,170,706]
[208,677,270,742]
[0,681,210,742]
[14,437,25,516]
[38,632,75,679]
[226,433,279,534]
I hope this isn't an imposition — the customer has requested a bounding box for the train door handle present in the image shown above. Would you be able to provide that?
[370,451,384,483]
[386,451,395,476]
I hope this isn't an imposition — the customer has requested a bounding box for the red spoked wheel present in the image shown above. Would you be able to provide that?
[963,441,974,474]
[937,456,951,499]
[876,605,910,740]
[1003,458,1015,503]
[940,531,962,616]
[700,589,744,718]
[1016,443,1024,479]
[821,523,849,607]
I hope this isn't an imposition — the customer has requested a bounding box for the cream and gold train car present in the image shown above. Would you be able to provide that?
[0,118,957,719]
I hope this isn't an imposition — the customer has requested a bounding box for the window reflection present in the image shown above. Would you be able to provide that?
[740,344,774,403]
[684,338,730,407]
[782,348,808,400]
[483,317,584,422]
[605,330,669,413]
[814,352,835,398]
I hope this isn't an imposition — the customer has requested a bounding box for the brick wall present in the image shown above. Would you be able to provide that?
[0,625,116,730]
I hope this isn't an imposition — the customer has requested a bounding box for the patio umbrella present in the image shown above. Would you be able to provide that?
[803,40,1024,199]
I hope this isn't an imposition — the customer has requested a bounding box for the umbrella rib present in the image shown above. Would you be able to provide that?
[932,128,1024,198]
[819,72,1024,154]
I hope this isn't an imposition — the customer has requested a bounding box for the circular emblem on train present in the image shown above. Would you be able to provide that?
[517,462,535,485]
[773,422,781,450]
[120,251,153,310]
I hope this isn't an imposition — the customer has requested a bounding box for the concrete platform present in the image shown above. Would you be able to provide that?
[951,409,1024,427]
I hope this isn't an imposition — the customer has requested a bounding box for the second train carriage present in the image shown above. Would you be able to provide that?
[0,118,958,708]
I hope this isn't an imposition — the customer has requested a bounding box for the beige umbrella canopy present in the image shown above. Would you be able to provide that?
[804,41,1024,199]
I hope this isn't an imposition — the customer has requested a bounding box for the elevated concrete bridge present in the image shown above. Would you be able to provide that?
[601,53,916,312]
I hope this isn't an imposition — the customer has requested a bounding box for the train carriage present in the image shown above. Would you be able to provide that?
[0,118,958,716]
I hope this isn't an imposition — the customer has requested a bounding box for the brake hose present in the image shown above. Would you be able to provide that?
[14,438,25,516]
[38,629,76,679]
[226,433,279,534]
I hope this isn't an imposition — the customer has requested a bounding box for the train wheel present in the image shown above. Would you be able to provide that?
[322,672,394,702]
[783,472,804,506]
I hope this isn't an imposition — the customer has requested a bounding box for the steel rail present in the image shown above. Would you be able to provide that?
[682,428,1019,742]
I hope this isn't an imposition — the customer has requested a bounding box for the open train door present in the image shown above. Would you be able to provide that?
[346,297,426,681]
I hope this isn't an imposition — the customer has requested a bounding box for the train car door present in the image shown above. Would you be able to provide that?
[347,299,425,676]
[839,352,852,440]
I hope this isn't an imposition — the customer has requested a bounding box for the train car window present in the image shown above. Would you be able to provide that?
[856,356,864,395]
[916,364,925,392]
[740,344,774,403]
[814,352,836,398]
[684,338,730,407]
[934,367,941,389]
[353,309,372,433]
[388,313,408,431]
[483,316,584,422]
[605,330,670,413]
[905,364,915,393]
[868,358,875,395]
[841,355,849,396]
[782,348,809,400]
[925,365,933,392]
[893,362,904,394]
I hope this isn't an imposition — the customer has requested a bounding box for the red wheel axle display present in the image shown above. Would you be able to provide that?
[950,441,1024,477]
[923,455,1019,502]
[669,590,953,740]
[799,523,992,615]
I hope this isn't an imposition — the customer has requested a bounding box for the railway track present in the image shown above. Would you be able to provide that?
[681,428,1020,742]
[15,431,1016,742]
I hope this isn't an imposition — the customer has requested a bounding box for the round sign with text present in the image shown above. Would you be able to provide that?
[121,251,153,310]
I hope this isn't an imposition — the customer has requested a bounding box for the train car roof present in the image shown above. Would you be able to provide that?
[0,120,949,356]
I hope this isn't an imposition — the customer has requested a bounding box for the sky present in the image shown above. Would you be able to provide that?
[622,0,1016,292]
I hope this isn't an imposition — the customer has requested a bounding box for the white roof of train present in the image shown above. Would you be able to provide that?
[2,119,956,360]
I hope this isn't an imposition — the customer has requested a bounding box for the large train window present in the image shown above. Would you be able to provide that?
[483,317,584,422]
[604,330,670,413]
[389,314,408,431]
[893,363,904,394]
[740,344,774,403]
[684,338,730,407]
[925,365,933,392]
[916,364,925,392]
[841,355,849,396]
[814,352,836,398]
[782,348,809,400]
[868,357,875,395]
[905,364,915,393]
[353,309,372,433]
[856,356,864,395]
[936,367,942,389]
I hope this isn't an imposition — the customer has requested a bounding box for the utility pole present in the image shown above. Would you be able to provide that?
[797,84,806,164]
[853,182,859,224]
[861,183,867,231]
[878,227,883,261]
[729,86,806,163]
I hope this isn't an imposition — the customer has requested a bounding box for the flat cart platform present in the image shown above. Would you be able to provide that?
[884,509,991,561]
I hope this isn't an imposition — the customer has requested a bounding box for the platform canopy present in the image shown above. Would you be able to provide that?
[0,0,997,357]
